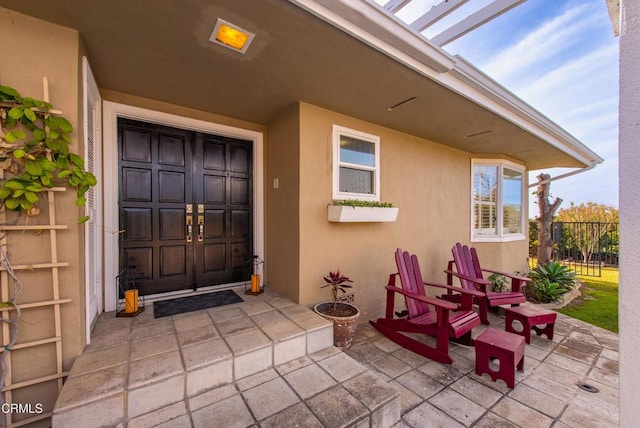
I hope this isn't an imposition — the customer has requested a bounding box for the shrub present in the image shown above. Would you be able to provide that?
[488,273,509,292]
[525,261,576,303]
[529,262,576,289]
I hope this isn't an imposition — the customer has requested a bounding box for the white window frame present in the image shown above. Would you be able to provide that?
[471,159,526,242]
[332,125,380,202]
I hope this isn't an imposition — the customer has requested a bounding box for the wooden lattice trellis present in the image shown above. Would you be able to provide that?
[0,78,72,428]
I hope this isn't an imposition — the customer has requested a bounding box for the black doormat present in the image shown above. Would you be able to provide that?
[153,290,244,318]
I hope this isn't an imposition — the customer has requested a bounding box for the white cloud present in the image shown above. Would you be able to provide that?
[480,3,600,83]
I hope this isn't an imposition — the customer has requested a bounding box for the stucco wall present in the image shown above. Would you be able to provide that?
[0,8,83,425]
[618,0,639,425]
[296,103,528,320]
[100,90,266,135]
[265,105,301,301]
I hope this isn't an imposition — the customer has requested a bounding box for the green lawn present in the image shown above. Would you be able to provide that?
[557,266,619,333]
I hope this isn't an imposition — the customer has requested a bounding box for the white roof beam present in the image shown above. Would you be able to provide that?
[383,0,412,14]
[410,0,470,32]
[431,0,526,46]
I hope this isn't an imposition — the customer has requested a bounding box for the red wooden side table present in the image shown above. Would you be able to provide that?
[504,305,557,344]
[475,328,525,388]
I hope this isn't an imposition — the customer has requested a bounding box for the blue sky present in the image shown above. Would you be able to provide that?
[377,0,619,216]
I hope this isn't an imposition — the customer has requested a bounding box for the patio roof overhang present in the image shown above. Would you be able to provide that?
[0,0,602,170]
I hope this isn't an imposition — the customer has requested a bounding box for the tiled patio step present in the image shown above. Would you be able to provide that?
[52,288,400,427]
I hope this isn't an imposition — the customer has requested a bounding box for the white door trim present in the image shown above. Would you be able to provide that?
[102,101,265,312]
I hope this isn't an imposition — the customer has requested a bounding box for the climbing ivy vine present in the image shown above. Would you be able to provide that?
[0,84,96,223]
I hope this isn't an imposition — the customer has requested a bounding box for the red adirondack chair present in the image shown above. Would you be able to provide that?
[445,243,530,325]
[369,249,482,364]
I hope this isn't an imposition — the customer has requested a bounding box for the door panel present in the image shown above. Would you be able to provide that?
[119,119,194,295]
[194,134,253,286]
[118,118,252,295]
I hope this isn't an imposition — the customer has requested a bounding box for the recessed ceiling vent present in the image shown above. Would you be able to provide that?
[209,18,255,54]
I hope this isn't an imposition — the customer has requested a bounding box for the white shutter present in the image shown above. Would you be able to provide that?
[83,57,103,344]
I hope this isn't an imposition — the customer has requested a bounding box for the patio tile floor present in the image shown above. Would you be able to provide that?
[52,287,618,427]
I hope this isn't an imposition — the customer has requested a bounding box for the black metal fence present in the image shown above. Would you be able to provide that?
[552,221,619,276]
[530,221,619,277]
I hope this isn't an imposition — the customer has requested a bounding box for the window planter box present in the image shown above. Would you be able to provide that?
[328,205,399,222]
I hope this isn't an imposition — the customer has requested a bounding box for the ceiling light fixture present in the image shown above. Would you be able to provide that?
[387,96,418,111]
[209,18,255,54]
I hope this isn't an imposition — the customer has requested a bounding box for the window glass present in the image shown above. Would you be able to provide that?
[339,167,374,194]
[471,161,525,241]
[340,136,375,167]
[503,167,523,234]
[473,165,498,235]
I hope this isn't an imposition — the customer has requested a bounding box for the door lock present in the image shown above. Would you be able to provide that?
[186,215,193,243]
[197,215,204,242]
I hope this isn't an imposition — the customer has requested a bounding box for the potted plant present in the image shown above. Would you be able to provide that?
[313,270,360,349]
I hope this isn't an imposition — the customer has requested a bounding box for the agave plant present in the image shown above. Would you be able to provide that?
[526,278,566,303]
[322,270,353,305]
[529,261,576,290]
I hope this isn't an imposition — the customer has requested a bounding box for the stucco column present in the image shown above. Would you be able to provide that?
[618,0,640,425]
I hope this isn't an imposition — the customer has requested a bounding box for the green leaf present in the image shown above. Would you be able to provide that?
[13,148,26,159]
[0,85,20,98]
[4,198,20,210]
[75,196,86,206]
[57,170,72,179]
[33,128,47,141]
[41,176,51,186]
[8,107,24,119]
[20,198,33,210]
[78,215,91,224]
[45,115,59,129]
[23,108,37,122]
[24,160,43,176]
[0,187,10,199]
[58,117,73,133]
[24,191,39,204]
[3,181,24,190]
[39,158,57,171]
[69,153,84,168]
[26,184,42,192]
[86,172,98,186]
[49,130,59,140]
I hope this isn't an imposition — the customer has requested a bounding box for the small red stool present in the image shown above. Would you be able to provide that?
[504,305,557,344]
[475,328,524,388]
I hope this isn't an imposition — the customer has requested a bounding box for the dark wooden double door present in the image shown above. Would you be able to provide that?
[118,118,253,295]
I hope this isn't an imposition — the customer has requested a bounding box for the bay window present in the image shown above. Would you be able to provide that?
[472,160,525,241]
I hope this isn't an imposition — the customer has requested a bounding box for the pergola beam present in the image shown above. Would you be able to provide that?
[410,0,470,32]
[383,0,412,14]
[431,0,526,46]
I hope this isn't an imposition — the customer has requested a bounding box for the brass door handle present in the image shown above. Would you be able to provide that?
[197,215,204,242]
[186,215,193,243]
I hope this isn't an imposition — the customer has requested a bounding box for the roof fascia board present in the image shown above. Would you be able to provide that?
[449,56,604,166]
[287,0,456,73]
